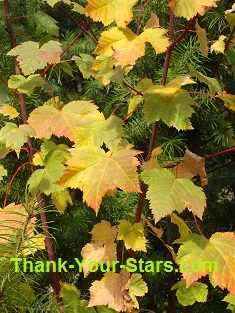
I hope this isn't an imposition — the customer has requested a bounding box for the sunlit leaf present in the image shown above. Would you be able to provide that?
[210,35,226,54]
[84,0,138,27]
[51,189,73,214]
[141,167,206,222]
[8,74,45,96]
[195,21,208,56]
[0,104,19,119]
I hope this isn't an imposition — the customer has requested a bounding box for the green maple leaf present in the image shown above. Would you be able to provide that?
[51,189,73,214]
[74,54,95,79]
[143,87,195,130]
[189,65,221,96]
[60,282,95,313]
[0,123,35,156]
[141,167,206,222]
[8,74,45,96]
[117,220,147,251]
[128,274,148,308]
[27,155,65,197]
[172,280,208,306]
[174,232,235,296]
[33,11,59,36]
[7,40,62,76]
[57,146,141,213]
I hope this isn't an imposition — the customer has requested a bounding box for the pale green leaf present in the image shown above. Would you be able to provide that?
[8,74,45,96]
[75,54,95,79]
[51,189,73,214]
[117,220,147,251]
[72,2,85,14]
[171,212,191,237]
[33,11,59,36]
[128,274,148,308]
[0,123,35,156]
[195,21,208,56]
[141,167,206,222]
[210,35,226,54]
[0,164,7,181]
[7,41,62,75]
[144,87,195,130]
[172,280,208,306]
[189,65,221,96]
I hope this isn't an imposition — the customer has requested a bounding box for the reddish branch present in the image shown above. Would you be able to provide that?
[3,0,63,305]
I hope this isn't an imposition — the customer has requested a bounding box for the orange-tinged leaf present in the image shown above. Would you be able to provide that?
[140,28,170,54]
[117,220,147,251]
[218,92,235,111]
[141,167,206,222]
[56,146,141,213]
[173,148,208,186]
[88,269,136,311]
[84,0,138,27]
[0,104,19,119]
[195,21,208,56]
[90,220,118,243]
[144,13,160,29]
[0,203,36,244]
[175,232,235,296]
[94,27,146,67]
[7,41,62,76]
[27,100,98,141]
[168,0,218,20]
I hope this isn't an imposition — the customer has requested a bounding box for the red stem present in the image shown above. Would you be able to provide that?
[171,15,198,48]
[40,19,93,77]
[137,0,152,35]
[3,0,62,305]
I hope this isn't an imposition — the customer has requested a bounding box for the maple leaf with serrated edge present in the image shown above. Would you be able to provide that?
[60,282,96,313]
[168,0,218,20]
[171,280,208,306]
[8,74,45,96]
[88,269,136,312]
[51,189,73,214]
[117,220,147,251]
[27,149,66,196]
[143,87,195,130]
[0,122,35,157]
[141,167,206,222]
[27,100,98,141]
[140,28,170,54]
[7,41,62,76]
[56,146,141,213]
[218,92,235,111]
[90,220,117,243]
[174,232,235,296]
[84,0,138,27]
[210,35,226,54]
[94,27,146,67]
[128,274,148,308]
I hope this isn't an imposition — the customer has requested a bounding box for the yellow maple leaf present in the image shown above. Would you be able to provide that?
[0,104,19,119]
[94,27,146,67]
[56,146,141,213]
[90,220,117,243]
[140,28,170,54]
[84,0,138,27]
[210,35,226,54]
[168,0,218,20]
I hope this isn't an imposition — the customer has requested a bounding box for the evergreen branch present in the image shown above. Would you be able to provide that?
[3,161,31,207]
[55,3,98,43]
[40,20,93,77]
[136,0,152,35]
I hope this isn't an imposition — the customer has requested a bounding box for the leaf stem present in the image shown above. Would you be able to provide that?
[136,0,152,35]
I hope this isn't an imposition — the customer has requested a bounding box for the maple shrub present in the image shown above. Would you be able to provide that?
[1,0,235,312]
